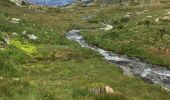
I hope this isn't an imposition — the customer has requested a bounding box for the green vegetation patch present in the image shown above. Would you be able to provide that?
[10,40,38,56]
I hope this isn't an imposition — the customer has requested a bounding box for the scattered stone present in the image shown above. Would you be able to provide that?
[27,34,38,40]
[124,13,133,18]
[120,66,134,77]
[136,10,148,15]
[11,18,20,23]
[166,12,170,15]
[100,23,113,31]
[22,31,27,35]
[105,86,114,94]
[136,12,144,15]
[144,10,149,12]
[4,35,10,45]
[146,16,153,18]
[0,76,4,80]
[155,16,170,22]
[0,33,10,46]
[10,0,22,7]
[155,17,160,22]
[22,31,38,40]
[159,16,170,22]
[164,9,170,12]
[12,32,18,36]
[124,14,131,18]
[12,78,20,81]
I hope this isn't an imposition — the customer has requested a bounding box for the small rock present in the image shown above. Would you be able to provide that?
[155,17,160,22]
[120,66,134,77]
[105,86,114,94]
[127,13,133,15]
[22,31,27,35]
[11,18,20,23]
[27,34,38,40]
[124,13,133,18]
[164,9,170,12]
[144,10,149,12]
[0,76,4,80]
[160,16,170,21]
[141,68,151,77]
[104,24,113,31]
[146,16,153,18]
[4,34,10,45]
[136,12,144,15]
[100,23,113,31]
[10,0,22,7]
[12,32,18,36]
[0,33,10,46]
[12,78,20,81]
[124,14,131,18]
[166,12,170,15]
[155,16,170,22]
[22,31,38,40]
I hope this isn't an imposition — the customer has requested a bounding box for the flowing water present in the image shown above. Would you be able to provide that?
[24,0,75,6]
[66,30,170,91]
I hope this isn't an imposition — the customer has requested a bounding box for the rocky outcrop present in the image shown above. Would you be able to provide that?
[10,0,23,6]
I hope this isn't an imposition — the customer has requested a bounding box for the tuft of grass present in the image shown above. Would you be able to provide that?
[94,94,125,100]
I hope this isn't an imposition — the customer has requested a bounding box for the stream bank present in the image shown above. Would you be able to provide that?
[66,30,170,91]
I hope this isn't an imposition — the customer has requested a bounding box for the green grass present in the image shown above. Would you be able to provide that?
[81,5,170,68]
[0,0,170,99]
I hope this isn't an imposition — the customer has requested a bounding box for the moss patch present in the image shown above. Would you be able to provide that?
[10,40,38,56]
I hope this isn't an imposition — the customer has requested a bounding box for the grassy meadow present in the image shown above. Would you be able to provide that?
[0,0,170,99]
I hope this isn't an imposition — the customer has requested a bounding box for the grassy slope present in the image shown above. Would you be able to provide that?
[0,0,170,99]
[81,5,170,68]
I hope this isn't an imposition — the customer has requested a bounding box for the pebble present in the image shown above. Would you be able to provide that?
[105,86,114,94]
[0,76,4,80]
[27,34,38,40]
[11,18,20,23]
[12,78,20,81]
